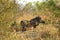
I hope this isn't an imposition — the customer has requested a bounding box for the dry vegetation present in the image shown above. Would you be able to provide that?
[0,0,60,40]
[0,12,60,40]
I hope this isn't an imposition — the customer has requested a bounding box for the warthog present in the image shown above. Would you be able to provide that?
[20,16,45,32]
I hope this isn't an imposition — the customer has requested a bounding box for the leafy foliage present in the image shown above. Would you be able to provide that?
[0,0,20,32]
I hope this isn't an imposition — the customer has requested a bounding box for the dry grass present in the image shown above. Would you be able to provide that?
[0,13,60,40]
